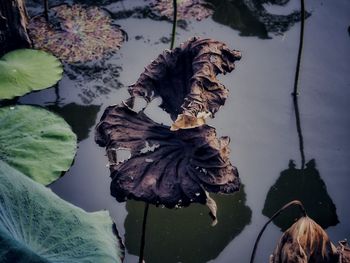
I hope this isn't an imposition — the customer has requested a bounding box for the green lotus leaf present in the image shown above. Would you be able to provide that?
[0,160,123,263]
[0,49,63,100]
[0,105,77,185]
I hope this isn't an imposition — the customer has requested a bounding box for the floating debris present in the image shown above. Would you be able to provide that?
[28,4,125,63]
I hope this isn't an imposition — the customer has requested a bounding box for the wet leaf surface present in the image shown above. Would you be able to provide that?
[95,104,240,208]
[0,49,63,100]
[0,105,77,185]
[129,37,241,130]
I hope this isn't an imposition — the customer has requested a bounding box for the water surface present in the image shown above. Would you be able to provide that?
[21,0,350,262]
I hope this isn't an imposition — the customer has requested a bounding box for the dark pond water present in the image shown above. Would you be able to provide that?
[20,0,350,262]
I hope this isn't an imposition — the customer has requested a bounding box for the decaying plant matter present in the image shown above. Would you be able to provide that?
[150,0,213,21]
[251,200,349,263]
[337,240,350,263]
[28,4,124,63]
[270,216,339,263]
[129,37,241,130]
[95,104,240,209]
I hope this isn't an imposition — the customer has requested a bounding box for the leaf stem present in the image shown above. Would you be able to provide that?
[43,0,49,22]
[138,2,177,262]
[170,0,177,50]
[250,200,307,263]
[292,0,305,96]
[138,203,150,263]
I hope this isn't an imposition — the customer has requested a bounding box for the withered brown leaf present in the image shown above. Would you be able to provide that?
[28,4,124,63]
[129,37,241,130]
[95,104,240,208]
[270,216,339,263]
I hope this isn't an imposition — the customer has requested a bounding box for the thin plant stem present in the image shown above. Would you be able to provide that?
[43,0,49,22]
[293,95,305,169]
[250,200,307,263]
[292,0,305,96]
[138,203,150,263]
[138,2,177,262]
[170,0,177,50]
[292,0,306,169]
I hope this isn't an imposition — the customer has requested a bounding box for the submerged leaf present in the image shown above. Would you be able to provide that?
[95,104,240,208]
[28,4,125,63]
[151,0,213,21]
[129,37,241,130]
[0,160,123,263]
[0,105,77,185]
[0,49,63,100]
[270,216,339,263]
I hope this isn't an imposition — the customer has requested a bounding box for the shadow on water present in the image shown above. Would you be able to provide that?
[124,185,252,263]
[262,159,339,231]
[64,62,124,104]
[205,0,310,38]
[262,95,339,231]
[47,103,100,142]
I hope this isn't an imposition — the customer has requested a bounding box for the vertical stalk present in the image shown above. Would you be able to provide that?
[54,84,60,106]
[292,0,306,169]
[43,0,49,22]
[138,203,150,263]
[292,0,305,96]
[170,0,177,50]
[138,2,178,262]
[293,95,305,169]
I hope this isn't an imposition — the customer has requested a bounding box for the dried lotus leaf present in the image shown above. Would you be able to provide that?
[129,37,241,130]
[28,4,124,63]
[95,104,240,208]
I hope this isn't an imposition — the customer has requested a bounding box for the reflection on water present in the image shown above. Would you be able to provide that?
[64,62,124,104]
[205,0,309,38]
[125,186,251,263]
[262,159,339,231]
[47,103,100,142]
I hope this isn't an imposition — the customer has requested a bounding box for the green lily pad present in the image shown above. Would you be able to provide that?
[0,105,77,185]
[0,49,63,100]
[0,160,123,263]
